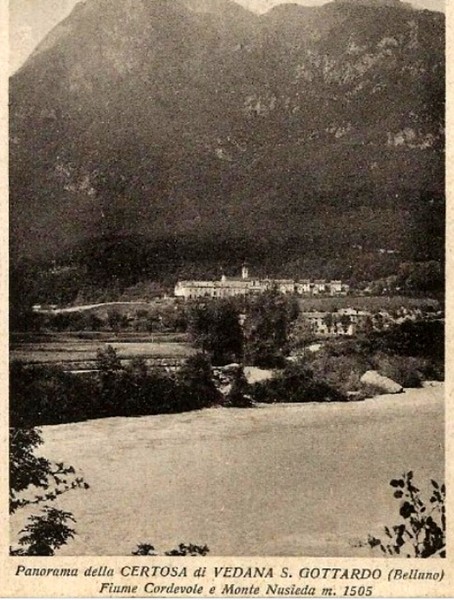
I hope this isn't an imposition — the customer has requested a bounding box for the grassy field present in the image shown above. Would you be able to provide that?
[10,333,193,366]
[297,295,440,312]
[11,331,188,344]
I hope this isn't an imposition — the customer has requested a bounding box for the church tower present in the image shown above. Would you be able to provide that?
[242,264,249,280]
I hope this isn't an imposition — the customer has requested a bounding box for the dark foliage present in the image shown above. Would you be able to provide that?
[11,507,76,556]
[165,543,210,556]
[132,543,157,556]
[188,300,243,365]
[10,350,221,428]
[133,543,209,556]
[9,428,89,515]
[244,290,296,368]
[10,363,97,428]
[361,320,444,363]
[10,427,88,555]
[225,366,253,408]
[304,319,444,394]
[177,353,222,411]
[368,472,445,558]
[250,361,346,404]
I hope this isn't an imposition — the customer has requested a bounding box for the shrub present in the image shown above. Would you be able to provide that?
[309,352,370,394]
[361,320,444,363]
[250,361,346,404]
[371,353,424,388]
[11,348,225,428]
[225,366,253,408]
[359,383,388,400]
[10,362,97,427]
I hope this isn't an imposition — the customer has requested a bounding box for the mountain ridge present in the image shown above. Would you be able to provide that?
[10,0,445,273]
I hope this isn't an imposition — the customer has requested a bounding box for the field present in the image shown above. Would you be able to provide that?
[10,332,193,367]
[11,383,444,556]
[297,295,440,312]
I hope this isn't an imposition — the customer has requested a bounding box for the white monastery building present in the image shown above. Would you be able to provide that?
[174,267,349,300]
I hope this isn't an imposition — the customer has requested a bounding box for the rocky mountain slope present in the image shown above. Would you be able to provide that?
[10,0,445,271]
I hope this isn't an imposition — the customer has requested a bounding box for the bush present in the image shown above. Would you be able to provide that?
[250,361,346,404]
[11,349,225,427]
[358,383,388,400]
[309,353,370,394]
[10,363,97,427]
[370,353,424,388]
[361,320,444,363]
[225,367,253,408]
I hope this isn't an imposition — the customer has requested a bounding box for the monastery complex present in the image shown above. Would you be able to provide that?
[174,266,350,300]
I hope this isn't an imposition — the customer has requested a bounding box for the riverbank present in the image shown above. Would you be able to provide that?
[11,383,444,556]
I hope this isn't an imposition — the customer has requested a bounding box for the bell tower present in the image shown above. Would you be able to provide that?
[242,264,249,280]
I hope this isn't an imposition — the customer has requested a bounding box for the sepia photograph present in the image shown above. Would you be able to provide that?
[7,0,446,565]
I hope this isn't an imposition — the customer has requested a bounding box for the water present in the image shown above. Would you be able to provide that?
[11,384,444,556]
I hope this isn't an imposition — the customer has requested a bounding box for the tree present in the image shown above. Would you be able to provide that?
[288,316,316,353]
[10,362,96,427]
[363,315,374,335]
[127,356,149,379]
[178,353,221,410]
[340,314,351,334]
[188,300,243,365]
[244,291,295,368]
[107,310,123,333]
[323,312,334,333]
[96,345,126,417]
[10,428,88,555]
[96,345,122,372]
[250,360,346,404]
[396,261,444,295]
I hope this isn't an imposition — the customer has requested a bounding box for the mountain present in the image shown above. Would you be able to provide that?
[10,0,445,280]
[333,0,413,8]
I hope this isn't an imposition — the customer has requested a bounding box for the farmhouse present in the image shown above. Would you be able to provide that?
[301,309,371,337]
[174,267,350,300]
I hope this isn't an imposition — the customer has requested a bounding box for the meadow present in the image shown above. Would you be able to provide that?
[297,295,441,312]
[10,332,193,367]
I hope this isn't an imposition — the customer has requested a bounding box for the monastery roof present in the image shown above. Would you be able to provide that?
[176,276,345,288]
[177,279,257,288]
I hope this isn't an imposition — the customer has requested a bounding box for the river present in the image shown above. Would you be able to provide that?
[11,383,444,556]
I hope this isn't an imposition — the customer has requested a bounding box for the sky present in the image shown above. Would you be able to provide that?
[9,0,446,73]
